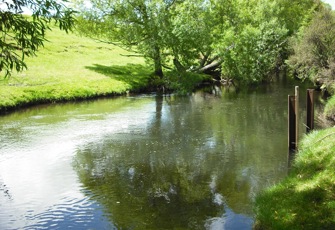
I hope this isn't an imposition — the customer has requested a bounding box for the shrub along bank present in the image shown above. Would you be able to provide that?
[254,127,335,229]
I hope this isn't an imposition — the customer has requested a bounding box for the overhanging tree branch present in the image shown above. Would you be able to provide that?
[0,0,76,77]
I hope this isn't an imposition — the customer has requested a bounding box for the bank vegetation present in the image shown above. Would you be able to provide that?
[254,127,335,229]
[253,4,335,229]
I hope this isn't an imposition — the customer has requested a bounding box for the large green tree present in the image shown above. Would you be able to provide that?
[74,0,215,78]
[75,0,320,86]
[0,0,76,77]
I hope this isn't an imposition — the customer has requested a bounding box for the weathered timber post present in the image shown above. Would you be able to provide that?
[306,89,314,133]
[288,95,297,152]
[288,86,299,153]
[295,86,299,148]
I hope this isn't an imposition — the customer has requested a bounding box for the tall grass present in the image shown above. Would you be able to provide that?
[254,127,335,229]
[324,95,335,121]
[0,25,153,112]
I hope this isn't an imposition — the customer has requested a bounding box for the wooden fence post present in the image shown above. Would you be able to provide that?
[295,86,299,149]
[288,95,297,152]
[306,89,314,133]
[288,86,299,154]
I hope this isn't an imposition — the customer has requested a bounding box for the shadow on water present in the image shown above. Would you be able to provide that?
[86,63,152,89]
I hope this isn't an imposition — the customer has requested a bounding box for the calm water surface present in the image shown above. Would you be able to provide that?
[0,80,321,229]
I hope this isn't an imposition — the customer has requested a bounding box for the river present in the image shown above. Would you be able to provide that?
[0,78,322,229]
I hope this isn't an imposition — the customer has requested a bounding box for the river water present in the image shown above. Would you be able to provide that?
[0,79,321,229]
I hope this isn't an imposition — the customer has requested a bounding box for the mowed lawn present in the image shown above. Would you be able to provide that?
[0,25,153,112]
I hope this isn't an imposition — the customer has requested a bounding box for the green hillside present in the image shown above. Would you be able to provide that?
[0,25,153,112]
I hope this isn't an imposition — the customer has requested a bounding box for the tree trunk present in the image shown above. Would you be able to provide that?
[153,46,163,78]
[199,51,211,68]
[173,58,186,72]
[197,58,223,73]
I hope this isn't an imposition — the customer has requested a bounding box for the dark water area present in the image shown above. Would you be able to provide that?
[0,78,323,229]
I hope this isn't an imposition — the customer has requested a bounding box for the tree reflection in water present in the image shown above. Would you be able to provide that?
[73,90,290,229]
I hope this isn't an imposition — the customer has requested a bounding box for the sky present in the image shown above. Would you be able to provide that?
[1,1,335,17]
[1,1,335,13]
[323,0,335,9]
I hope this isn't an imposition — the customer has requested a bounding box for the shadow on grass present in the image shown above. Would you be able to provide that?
[86,63,153,90]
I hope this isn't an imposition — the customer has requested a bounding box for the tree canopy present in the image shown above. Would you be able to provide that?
[74,0,320,86]
[74,0,212,78]
[0,0,76,77]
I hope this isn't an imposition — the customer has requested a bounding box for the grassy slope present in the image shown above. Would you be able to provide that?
[254,127,335,230]
[0,25,153,112]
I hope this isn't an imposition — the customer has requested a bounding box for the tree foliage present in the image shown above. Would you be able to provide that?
[214,0,319,84]
[75,0,319,86]
[74,0,213,78]
[268,0,318,36]
[0,0,76,77]
[287,6,335,92]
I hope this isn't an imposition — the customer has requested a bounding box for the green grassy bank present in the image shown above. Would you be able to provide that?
[0,26,154,113]
[254,127,335,229]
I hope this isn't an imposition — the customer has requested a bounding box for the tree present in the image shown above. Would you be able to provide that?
[287,6,335,92]
[268,0,319,36]
[74,0,168,78]
[0,0,76,77]
[75,0,320,86]
[212,0,318,85]
[211,0,286,84]
[74,0,215,78]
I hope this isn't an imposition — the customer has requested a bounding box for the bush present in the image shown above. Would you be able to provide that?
[287,7,335,91]
[220,20,287,85]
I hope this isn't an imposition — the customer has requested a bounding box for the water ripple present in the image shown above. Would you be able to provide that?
[23,197,114,230]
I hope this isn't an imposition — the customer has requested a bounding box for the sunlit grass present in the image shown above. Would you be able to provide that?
[0,25,153,112]
[254,127,335,230]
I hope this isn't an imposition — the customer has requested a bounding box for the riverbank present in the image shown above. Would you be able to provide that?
[0,24,211,114]
[0,26,154,113]
[254,126,335,229]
